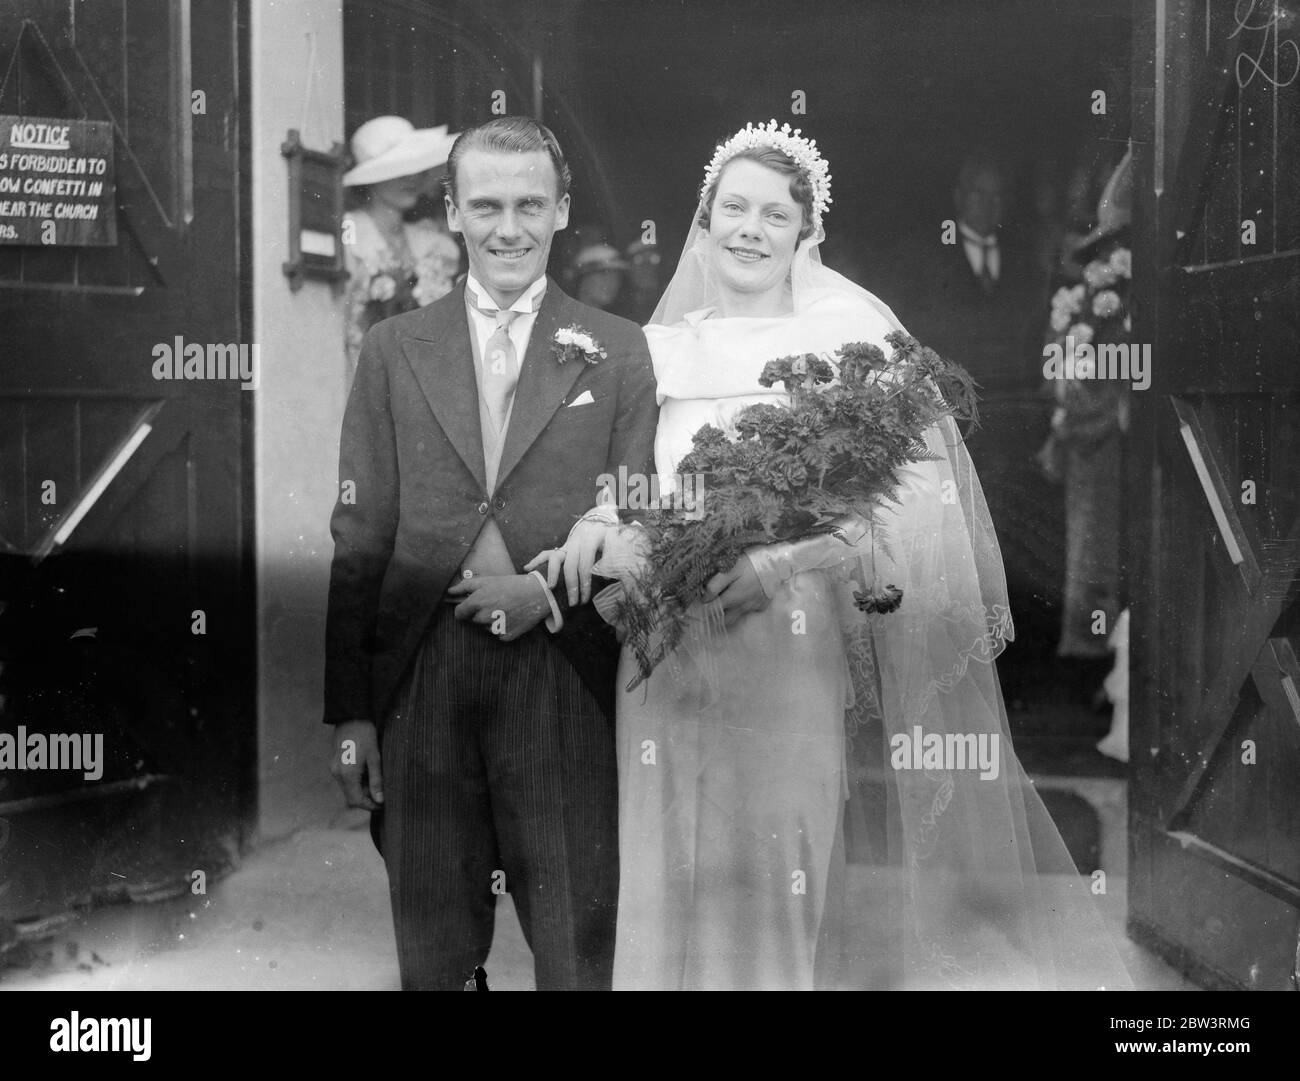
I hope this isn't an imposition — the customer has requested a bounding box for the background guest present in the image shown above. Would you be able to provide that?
[1037,147,1132,706]
[617,238,663,323]
[889,150,1047,389]
[568,241,629,312]
[341,116,461,385]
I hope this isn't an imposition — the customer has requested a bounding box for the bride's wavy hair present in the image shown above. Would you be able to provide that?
[697,146,818,243]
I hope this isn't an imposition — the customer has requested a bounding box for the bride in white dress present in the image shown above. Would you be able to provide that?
[535,122,1132,991]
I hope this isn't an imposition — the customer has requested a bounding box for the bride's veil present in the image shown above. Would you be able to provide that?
[646,208,1134,990]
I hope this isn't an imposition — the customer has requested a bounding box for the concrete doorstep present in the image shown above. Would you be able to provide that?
[0,825,1193,991]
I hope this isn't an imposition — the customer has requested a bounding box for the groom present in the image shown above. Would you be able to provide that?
[325,116,658,990]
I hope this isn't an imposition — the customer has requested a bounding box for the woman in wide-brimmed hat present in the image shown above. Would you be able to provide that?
[342,116,462,383]
[1037,146,1132,726]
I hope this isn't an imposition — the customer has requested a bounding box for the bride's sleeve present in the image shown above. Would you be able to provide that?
[744,452,942,598]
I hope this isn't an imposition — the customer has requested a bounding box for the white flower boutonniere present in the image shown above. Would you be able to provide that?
[552,325,606,366]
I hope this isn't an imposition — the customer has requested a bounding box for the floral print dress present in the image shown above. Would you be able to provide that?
[343,208,462,385]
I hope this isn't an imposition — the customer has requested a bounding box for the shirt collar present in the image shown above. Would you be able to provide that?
[958,221,998,247]
[465,273,548,314]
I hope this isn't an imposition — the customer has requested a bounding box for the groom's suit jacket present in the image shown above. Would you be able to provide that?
[323,277,659,727]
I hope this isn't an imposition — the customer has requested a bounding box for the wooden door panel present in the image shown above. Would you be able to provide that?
[1129,0,1300,990]
[0,1,193,290]
[0,1,250,926]
[1139,829,1299,988]
[1177,265,1300,390]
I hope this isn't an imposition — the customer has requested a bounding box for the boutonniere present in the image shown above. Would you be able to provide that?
[552,325,606,366]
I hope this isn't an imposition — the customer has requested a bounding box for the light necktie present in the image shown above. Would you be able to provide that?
[482,308,522,433]
[970,234,998,293]
[471,285,545,435]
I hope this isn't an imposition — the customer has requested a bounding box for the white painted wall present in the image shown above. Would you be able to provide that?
[249,0,352,840]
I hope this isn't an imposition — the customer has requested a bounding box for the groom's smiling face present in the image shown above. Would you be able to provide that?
[446,149,570,309]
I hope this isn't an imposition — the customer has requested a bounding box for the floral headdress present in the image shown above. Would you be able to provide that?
[700,120,833,235]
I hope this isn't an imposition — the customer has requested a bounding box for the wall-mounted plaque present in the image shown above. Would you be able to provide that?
[0,115,117,246]
[281,129,348,290]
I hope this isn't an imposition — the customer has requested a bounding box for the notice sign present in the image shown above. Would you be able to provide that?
[0,115,117,246]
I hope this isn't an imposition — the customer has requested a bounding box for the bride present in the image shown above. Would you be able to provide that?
[532,121,1132,991]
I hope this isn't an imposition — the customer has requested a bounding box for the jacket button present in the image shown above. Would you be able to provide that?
[494,496,506,510]
[477,501,489,515]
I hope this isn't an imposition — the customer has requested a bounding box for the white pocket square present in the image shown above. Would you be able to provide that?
[567,390,595,407]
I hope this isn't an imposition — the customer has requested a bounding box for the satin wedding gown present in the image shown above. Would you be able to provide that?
[599,286,1133,991]
[609,299,900,990]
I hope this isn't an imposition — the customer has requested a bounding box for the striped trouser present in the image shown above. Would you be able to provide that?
[377,604,618,990]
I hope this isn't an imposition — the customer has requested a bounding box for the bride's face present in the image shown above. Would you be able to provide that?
[704,159,803,304]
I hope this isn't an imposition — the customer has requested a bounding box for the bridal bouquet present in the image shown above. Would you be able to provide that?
[609,331,978,688]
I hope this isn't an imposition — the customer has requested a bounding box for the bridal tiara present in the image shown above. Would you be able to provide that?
[700,120,833,232]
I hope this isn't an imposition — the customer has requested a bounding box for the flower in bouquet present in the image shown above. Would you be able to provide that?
[1091,288,1122,319]
[835,341,891,386]
[1054,283,1086,312]
[1050,284,1085,332]
[853,584,904,614]
[1049,245,1131,390]
[757,352,835,392]
[686,423,732,458]
[1083,259,1120,289]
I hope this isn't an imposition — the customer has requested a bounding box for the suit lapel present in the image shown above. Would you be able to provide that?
[401,286,488,493]
[496,280,585,488]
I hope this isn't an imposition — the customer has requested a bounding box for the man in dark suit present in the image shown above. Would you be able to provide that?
[325,117,659,991]
[889,153,1058,691]
[891,153,1046,390]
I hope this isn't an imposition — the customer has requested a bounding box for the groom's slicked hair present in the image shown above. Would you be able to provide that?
[444,116,572,204]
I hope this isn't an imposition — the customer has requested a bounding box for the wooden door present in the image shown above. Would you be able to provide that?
[1128,0,1300,989]
[0,0,253,926]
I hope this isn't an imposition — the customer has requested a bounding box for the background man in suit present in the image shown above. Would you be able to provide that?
[891,152,1046,390]
[886,152,1057,702]
[325,116,659,990]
